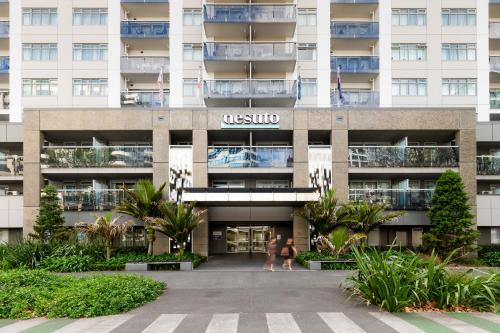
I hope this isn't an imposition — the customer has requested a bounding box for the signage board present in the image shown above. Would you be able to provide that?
[221,113,280,129]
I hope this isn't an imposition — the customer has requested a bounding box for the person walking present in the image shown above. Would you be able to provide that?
[281,238,296,271]
[265,238,277,272]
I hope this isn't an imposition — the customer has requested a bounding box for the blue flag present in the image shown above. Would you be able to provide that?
[337,66,344,103]
[297,75,302,100]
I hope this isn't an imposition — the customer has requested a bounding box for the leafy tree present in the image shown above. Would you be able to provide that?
[422,170,479,256]
[115,180,166,255]
[146,201,205,256]
[31,185,66,241]
[77,213,134,260]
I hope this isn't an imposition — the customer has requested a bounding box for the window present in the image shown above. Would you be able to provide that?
[298,9,316,26]
[73,8,107,26]
[73,44,108,61]
[301,78,317,96]
[442,78,476,96]
[391,44,426,61]
[183,79,198,96]
[183,9,202,26]
[298,43,317,61]
[442,9,476,26]
[392,9,426,26]
[183,44,202,61]
[492,228,500,245]
[212,180,245,188]
[256,180,290,188]
[73,79,108,97]
[22,79,57,96]
[392,79,427,96]
[22,43,57,61]
[442,44,476,61]
[23,8,57,26]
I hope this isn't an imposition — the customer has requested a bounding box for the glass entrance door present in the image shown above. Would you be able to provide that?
[226,226,273,253]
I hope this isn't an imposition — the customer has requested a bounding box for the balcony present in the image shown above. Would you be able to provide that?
[331,56,379,73]
[0,21,7,38]
[331,0,379,3]
[490,92,500,109]
[121,57,169,74]
[121,0,168,3]
[0,155,23,177]
[477,156,500,176]
[121,21,169,38]
[58,189,126,212]
[121,90,169,108]
[0,57,8,74]
[490,22,500,38]
[330,22,379,38]
[208,146,293,169]
[349,189,433,210]
[203,5,295,23]
[0,90,8,110]
[40,146,153,169]
[491,57,500,72]
[331,90,379,107]
[348,146,459,168]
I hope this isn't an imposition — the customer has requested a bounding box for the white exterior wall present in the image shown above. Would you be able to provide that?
[477,0,490,121]
[169,0,183,107]
[107,0,121,108]
[316,0,330,107]
[9,0,22,122]
[378,0,392,107]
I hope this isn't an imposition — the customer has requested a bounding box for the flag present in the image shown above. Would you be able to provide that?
[297,75,302,100]
[157,67,164,107]
[337,65,344,105]
[196,67,202,96]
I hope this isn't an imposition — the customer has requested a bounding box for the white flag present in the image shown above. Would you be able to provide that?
[157,67,164,107]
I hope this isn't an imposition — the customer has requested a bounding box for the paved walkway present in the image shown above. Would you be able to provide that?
[1,268,499,333]
[197,253,307,271]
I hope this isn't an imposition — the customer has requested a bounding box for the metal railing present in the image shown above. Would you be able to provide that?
[349,188,434,210]
[490,92,500,109]
[57,189,127,212]
[121,57,169,73]
[348,146,459,168]
[0,57,8,73]
[0,22,8,38]
[331,56,379,73]
[331,0,379,3]
[490,57,500,72]
[121,90,169,108]
[330,22,379,38]
[121,0,168,3]
[477,155,500,175]
[0,155,23,176]
[41,146,153,168]
[208,146,293,168]
[204,80,297,99]
[203,5,296,23]
[490,22,500,38]
[121,21,169,38]
[204,42,296,61]
[0,90,9,109]
[331,90,379,107]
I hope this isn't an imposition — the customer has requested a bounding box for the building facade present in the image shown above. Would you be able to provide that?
[0,0,499,249]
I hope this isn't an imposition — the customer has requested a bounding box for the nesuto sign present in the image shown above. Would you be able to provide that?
[221,113,280,129]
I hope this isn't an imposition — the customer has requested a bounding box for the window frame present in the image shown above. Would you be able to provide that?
[22,79,58,96]
[22,8,57,26]
[22,43,58,61]
[392,78,427,96]
[73,8,108,26]
[72,78,108,97]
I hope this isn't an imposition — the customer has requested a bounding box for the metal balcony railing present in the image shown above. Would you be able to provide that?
[204,43,296,61]
[477,156,500,175]
[204,80,297,99]
[121,0,168,3]
[121,57,169,73]
[330,22,379,38]
[491,92,500,109]
[348,146,459,168]
[331,0,379,3]
[40,146,153,168]
[203,5,296,23]
[331,56,379,73]
[349,189,434,210]
[0,57,8,73]
[121,90,169,108]
[0,155,23,176]
[58,189,127,212]
[0,22,8,38]
[121,21,169,38]
[208,146,293,168]
[331,90,379,107]
[491,57,500,72]
[490,22,500,38]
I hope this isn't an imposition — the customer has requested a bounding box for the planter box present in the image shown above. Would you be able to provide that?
[125,261,193,271]
[307,260,356,270]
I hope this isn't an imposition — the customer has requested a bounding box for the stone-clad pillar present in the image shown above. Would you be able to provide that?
[331,111,349,203]
[23,110,44,236]
[192,129,208,187]
[192,207,209,256]
[293,208,309,252]
[293,129,309,187]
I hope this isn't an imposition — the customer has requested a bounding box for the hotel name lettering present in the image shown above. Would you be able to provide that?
[222,113,280,129]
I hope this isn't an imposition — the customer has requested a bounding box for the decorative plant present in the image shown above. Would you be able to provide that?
[31,185,67,242]
[316,226,366,257]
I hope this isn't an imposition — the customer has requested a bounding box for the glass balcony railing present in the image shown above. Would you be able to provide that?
[490,22,500,38]
[58,189,127,212]
[121,57,169,73]
[491,57,500,72]
[0,90,8,109]
[477,156,500,175]
[121,0,168,3]
[203,5,296,23]
[331,90,379,107]
[208,146,293,168]
[332,0,379,3]
[0,57,8,74]
[0,22,8,38]
[121,21,169,38]
[204,80,297,99]
[0,155,23,176]
[204,43,296,61]
[349,189,434,210]
[40,146,153,168]
[330,22,379,38]
[121,90,169,108]
[331,56,379,73]
[349,146,459,168]
[490,92,500,109]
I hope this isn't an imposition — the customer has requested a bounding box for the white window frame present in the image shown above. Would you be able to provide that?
[22,8,57,26]
[183,9,202,26]
[298,43,317,61]
[255,180,290,189]
[183,79,198,97]
[302,78,317,97]
[22,79,58,96]
[442,8,476,26]
[73,43,108,61]
[392,79,427,96]
[298,9,316,26]
[391,9,426,26]
[442,44,476,61]
[391,44,426,61]
[183,44,202,61]
[22,43,57,61]
[441,78,477,96]
[73,8,108,26]
[73,79,108,97]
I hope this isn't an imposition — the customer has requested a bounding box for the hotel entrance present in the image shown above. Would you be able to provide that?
[226,225,273,253]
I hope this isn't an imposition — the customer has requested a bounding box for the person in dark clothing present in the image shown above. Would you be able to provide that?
[281,238,296,271]
[265,238,277,272]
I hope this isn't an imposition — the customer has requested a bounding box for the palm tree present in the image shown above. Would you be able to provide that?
[115,180,166,255]
[145,201,205,256]
[76,212,134,260]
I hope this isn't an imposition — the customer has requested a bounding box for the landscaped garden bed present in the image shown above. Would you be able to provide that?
[0,269,165,319]
[295,251,357,270]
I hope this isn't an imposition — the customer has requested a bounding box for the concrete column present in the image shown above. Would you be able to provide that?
[293,129,309,187]
[153,111,170,197]
[153,232,170,255]
[331,129,349,202]
[293,207,309,253]
[192,207,209,256]
[193,129,208,187]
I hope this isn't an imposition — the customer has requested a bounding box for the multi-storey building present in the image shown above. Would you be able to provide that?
[0,0,500,251]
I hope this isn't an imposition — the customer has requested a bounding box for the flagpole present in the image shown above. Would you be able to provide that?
[337,65,342,108]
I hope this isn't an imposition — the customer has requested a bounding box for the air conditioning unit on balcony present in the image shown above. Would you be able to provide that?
[481,190,493,195]
[122,93,139,105]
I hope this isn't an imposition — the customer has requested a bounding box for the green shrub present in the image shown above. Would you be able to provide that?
[295,251,356,270]
[481,252,500,267]
[40,256,93,273]
[0,270,165,319]
[0,240,52,269]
